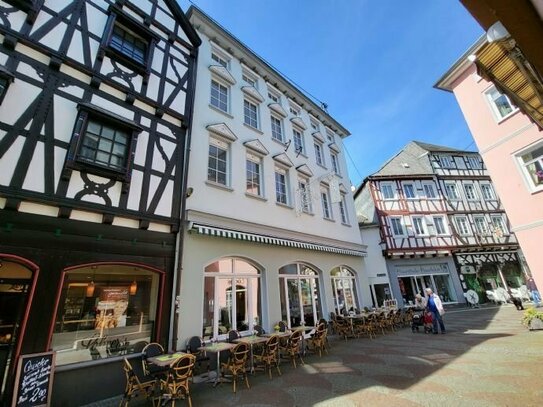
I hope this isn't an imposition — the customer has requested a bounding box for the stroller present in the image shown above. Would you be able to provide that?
[411,309,433,333]
[411,310,424,332]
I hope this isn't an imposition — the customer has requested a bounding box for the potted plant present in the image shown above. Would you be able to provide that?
[521,307,543,330]
[274,324,280,332]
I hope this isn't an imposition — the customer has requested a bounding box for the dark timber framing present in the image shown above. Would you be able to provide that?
[0,0,200,405]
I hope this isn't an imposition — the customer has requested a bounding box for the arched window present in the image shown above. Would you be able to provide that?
[51,264,162,365]
[279,263,321,328]
[203,258,261,340]
[331,266,358,315]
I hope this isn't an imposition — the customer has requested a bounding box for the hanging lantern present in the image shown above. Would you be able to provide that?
[86,281,95,297]
[129,280,137,296]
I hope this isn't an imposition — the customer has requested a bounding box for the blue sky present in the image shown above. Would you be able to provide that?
[181,0,483,187]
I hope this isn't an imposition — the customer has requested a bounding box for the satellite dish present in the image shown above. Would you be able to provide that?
[465,290,479,306]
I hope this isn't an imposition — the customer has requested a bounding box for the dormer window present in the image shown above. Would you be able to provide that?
[440,156,453,168]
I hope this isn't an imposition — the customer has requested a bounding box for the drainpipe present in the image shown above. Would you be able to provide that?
[169,45,199,352]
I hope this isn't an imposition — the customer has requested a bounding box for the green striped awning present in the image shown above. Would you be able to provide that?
[190,223,366,257]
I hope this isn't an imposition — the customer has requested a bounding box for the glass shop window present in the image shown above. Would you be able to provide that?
[51,265,160,366]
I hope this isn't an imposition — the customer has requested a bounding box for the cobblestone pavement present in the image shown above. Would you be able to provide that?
[88,305,543,407]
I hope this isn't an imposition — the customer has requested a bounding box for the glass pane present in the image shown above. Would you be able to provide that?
[234,280,248,331]
[217,278,232,335]
[286,279,301,327]
[51,265,159,365]
[101,127,115,140]
[96,152,109,164]
[234,259,258,275]
[98,139,112,153]
[202,277,215,340]
[87,121,101,136]
[433,275,456,302]
[112,143,126,156]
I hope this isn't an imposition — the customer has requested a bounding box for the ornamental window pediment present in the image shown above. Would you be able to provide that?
[243,139,269,156]
[206,123,237,142]
[241,86,264,103]
[290,116,307,130]
[268,103,287,118]
[273,153,294,168]
[208,65,236,85]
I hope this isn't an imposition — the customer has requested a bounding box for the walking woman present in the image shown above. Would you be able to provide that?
[425,288,446,334]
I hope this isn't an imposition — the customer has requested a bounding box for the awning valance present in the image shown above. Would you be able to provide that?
[475,39,543,128]
[190,223,366,257]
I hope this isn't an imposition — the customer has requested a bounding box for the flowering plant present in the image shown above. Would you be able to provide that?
[274,324,280,331]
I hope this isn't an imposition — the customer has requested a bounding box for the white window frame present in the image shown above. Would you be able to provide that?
[445,183,459,201]
[270,115,284,142]
[275,166,289,205]
[289,101,301,117]
[433,216,448,235]
[463,183,478,201]
[484,85,518,122]
[320,186,333,220]
[208,137,230,187]
[211,51,228,68]
[440,156,453,168]
[411,216,427,236]
[242,70,258,88]
[210,78,229,113]
[491,215,508,236]
[244,98,259,129]
[403,183,416,199]
[314,142,324,166]
[381,183,395,200]
[293,128,305,155]
[455,216,471,236]
[298,177,312,214]
[422,182,437,199]
[325,129,335,142]
[467,156,479,169]
[310,119,320,132]
[390,217,405,237]
[330,152,340,175]
[339,195,349,225]
[480,183,496,201]
[474,215,489,236]
[515,140,543,193]
[246,152,263,197]
[268,88,280,103]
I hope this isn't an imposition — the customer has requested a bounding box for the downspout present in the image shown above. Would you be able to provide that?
[169,44,199,352]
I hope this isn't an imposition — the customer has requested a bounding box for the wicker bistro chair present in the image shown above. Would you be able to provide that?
[253,334,282,379]
[142,343,168,379]
[120,358,159,407]
[279,330,305,368]
[159,354,196,407]
[332,318,353,341]
[306,325,328,357]
[186,336,210,376]
[221,342,250,393]
[352,316,373,339]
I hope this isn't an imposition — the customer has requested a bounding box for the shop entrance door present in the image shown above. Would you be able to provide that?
[0,260,33,397]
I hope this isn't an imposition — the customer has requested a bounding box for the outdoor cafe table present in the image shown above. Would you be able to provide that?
[147,351,189,368]
[198,342,236,386]
[233,335,269,374]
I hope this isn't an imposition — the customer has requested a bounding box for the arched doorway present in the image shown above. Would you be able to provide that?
[331,266,359,315]
[279,263,321,328]
[0,255,38,396]
[202,258,261,340]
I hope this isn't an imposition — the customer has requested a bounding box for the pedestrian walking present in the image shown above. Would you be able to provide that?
[527,277,541,307]
[425,287,446,334]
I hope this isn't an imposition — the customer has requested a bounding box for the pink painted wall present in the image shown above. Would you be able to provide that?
[449,64,543,291]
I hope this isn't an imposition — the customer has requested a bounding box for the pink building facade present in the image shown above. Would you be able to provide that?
[437,39,543,291]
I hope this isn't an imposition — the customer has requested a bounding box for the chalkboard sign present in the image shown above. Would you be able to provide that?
[12,351,55,407]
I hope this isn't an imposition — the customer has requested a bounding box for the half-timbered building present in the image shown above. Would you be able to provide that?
[354,141,525,307]
[175,6,369,348]
[0,0,200,404]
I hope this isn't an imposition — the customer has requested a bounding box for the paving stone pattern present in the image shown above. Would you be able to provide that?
[87,305,543,407]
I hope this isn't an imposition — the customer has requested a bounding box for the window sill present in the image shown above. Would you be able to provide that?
[205,180,234,192]
[323,217,335,223]
[316,163,328,170]
[245,192,267,202]
[271,138,287,147]
[275,201,294,210]
[208,104,234,119]
[496,108,519,125]
[243,123,264,135]
[341,222,351,227]
[300,211,314,216]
